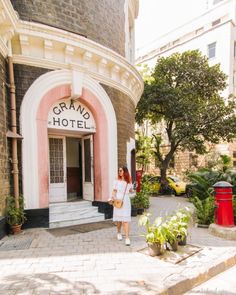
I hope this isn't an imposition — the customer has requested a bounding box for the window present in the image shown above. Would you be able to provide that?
[213,0,224,5]
[208,42,216,59]
[160,45,167,52]
[196,27,204,35]
[173,39,180,46]
[49,138,64,183]
[212,19,221,26]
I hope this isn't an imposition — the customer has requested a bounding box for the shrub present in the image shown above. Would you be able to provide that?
[132,179,150,209]
[6,195,26,226]
[191,195,214,225]
[131,192,150,209]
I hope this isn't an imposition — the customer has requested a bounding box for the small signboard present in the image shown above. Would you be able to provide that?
[48,99,96,133]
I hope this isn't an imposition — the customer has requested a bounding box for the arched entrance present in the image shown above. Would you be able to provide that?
[47,98,96,203]
[20,70,117,210]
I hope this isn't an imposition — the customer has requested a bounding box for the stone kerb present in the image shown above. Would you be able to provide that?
[209,223,236,240]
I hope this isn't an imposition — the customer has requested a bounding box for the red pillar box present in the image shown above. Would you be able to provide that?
[213,181,234,227]
[136,170,143,192]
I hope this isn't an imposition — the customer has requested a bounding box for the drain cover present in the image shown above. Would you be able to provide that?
[0,237,33,251]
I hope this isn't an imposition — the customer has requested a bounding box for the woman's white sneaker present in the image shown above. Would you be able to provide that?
[125,238,130,246]
[117,233,122,241]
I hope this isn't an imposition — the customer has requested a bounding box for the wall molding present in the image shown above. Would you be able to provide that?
[21,69,117,209]
[0,0,143,105]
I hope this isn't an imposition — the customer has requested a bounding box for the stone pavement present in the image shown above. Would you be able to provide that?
[0,196,236,295]
[185,264,236,294]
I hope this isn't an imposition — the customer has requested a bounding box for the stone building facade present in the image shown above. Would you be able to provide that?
[0,0,143,234]
[0,54,10,214]
[136,0,236,177]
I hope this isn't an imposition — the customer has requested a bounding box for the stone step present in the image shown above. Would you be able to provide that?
[49,215,105,228]
[49,207,101,222]
[49,201,92,212]
[49,203,97,214]
[49,200,105,228]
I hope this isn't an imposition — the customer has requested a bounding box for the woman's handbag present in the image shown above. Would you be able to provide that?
[113,199,123,208]
[112,183,128,209]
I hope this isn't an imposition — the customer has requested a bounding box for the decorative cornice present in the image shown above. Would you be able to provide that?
[0,0,18,56]
[0,0,143,105]
[0,37,7,56]
[129,0,139,19]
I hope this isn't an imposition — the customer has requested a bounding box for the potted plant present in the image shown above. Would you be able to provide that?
[6,195,26,234]
[162,216,181,251]
[138,213,166,256]
[132,180,150,214]
[175,207,192,245]
[131,193,147,214]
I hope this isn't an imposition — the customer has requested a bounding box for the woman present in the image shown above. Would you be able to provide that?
[110,166,134,246]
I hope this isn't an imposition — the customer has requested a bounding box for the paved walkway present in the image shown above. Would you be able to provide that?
[185,264,236,294]
[0,196,236,295]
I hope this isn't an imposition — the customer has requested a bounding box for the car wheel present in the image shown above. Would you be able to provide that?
[186,188,192,198]
[170,188,176,196]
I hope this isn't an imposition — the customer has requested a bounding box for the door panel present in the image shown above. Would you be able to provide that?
[82,135,94,201]
[66,137,82,200]
[49,136,67,203]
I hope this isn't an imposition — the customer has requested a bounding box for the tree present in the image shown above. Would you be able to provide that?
[136,50,236,187]
[135,130,153,171]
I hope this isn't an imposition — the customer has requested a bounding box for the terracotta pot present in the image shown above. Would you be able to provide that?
[148,242,162,256]
[11,224,22,234]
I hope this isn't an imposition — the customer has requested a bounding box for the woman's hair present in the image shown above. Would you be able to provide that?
[118,166,131,183]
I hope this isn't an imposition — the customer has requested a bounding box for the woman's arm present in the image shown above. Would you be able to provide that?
[112,189,117,198]
[128,183,136,198]
[108,188,117,204]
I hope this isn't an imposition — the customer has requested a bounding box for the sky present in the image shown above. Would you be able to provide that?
[135,0,207,53]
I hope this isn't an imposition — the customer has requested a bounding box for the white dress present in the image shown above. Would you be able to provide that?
[112,179,133,222]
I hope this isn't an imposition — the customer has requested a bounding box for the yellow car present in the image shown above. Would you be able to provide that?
[147,175,186,196]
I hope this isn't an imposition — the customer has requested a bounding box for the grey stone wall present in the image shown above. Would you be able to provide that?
[0,54,10,215]
[14,65,51,134]
[10,0,125,56]
[102,84,135,168]
[13,65,51,194]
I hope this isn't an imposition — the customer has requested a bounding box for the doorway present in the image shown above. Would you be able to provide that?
[48,135,94,203]
[66,137,82,201]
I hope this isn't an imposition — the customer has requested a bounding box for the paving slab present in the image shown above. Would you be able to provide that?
[0,196,236,294]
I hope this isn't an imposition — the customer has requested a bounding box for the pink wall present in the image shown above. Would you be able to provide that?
[81,89,109,202]
[36,85,71,208]
[36,84,109,207]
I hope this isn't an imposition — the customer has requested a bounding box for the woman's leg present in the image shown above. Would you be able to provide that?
[116,222,122,240]
[123,222,130,245]
[123,222,129,239]
[117,221,122,233]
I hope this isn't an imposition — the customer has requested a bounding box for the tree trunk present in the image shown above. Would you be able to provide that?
[160,165,168,184]
[160,162,169,194]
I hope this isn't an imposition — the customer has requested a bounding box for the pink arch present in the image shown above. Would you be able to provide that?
[36,84,109,207]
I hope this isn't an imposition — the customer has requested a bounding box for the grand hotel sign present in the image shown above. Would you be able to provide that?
[48,99,96,132]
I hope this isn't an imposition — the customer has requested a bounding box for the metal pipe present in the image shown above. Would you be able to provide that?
[8,54,19,209]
